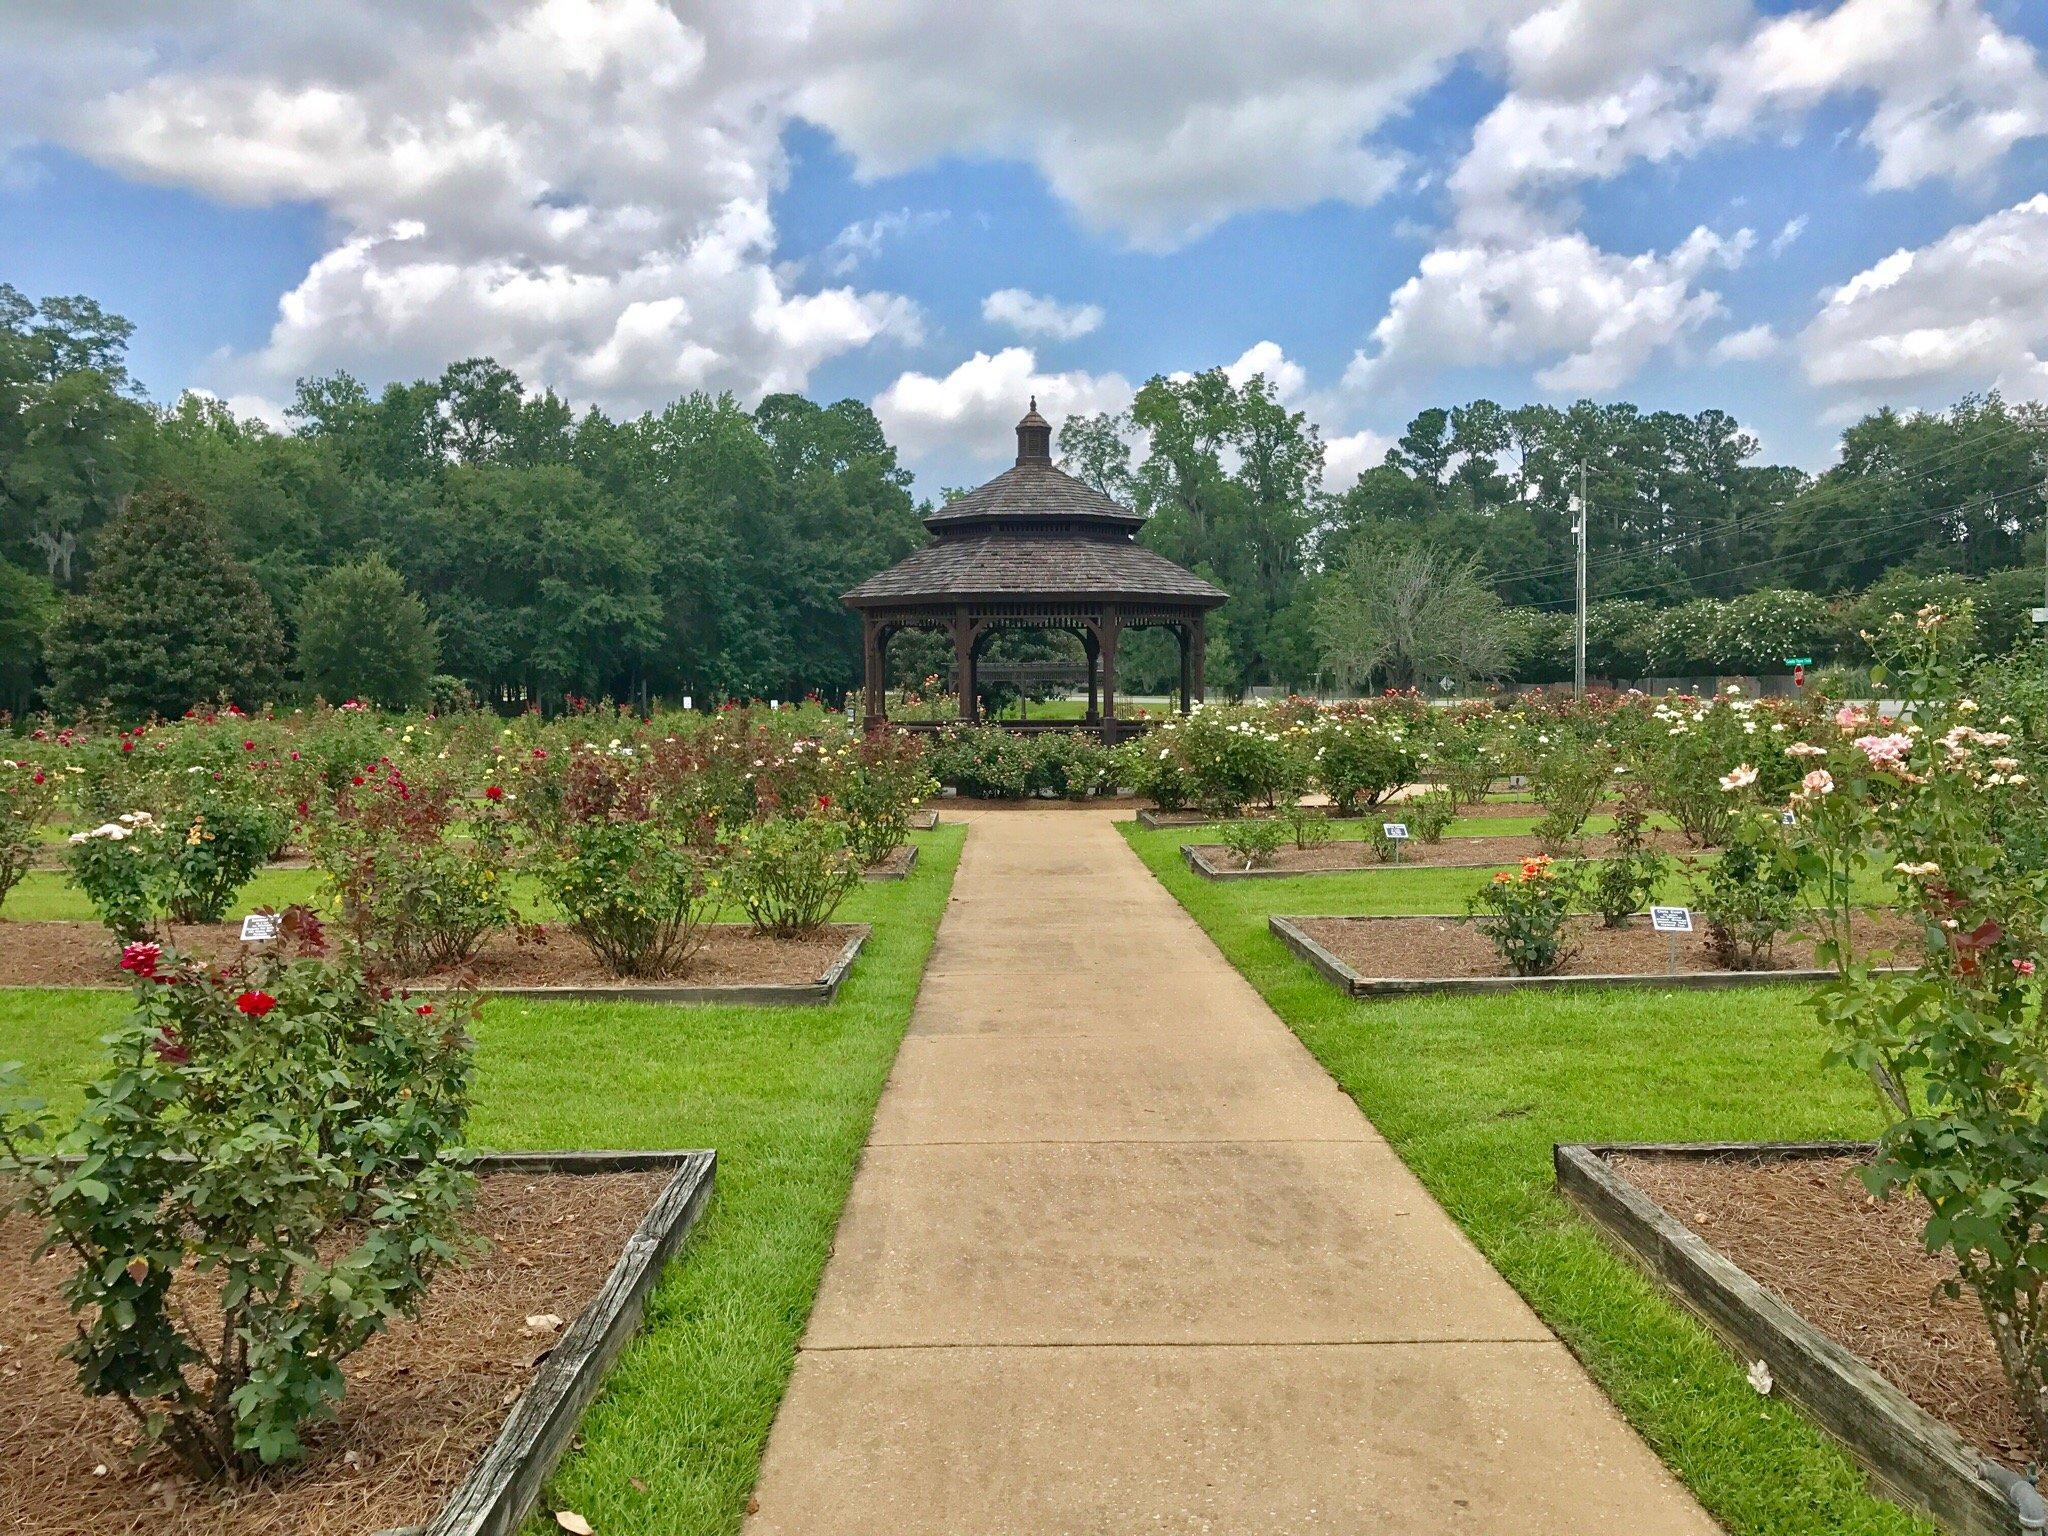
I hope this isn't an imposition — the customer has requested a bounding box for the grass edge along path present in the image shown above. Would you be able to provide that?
[1118,820,1935,1536]
[0,825,964,1536]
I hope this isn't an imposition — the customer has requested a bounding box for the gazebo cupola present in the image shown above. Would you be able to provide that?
[844,401,1227,740]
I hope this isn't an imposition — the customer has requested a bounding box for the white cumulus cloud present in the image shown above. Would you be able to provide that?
[982,288,1104,341]
[872,347,1134,464]
[1800,194,2048,395]
[1711,323,1781,363]
[1349,225,1752,393]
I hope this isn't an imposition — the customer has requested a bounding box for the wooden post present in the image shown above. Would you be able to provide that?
[1083,628,1100,723]
[953,611,977,724]
[1178,622,1194,714]
[1190,616,1206,708]
[1100,611,1120,743]
[862,619,888,727]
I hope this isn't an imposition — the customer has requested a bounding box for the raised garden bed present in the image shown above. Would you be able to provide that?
[1269,911,1915,997]
[861,843,919,880]
[1183,828,1694,878]
[1556,1141,2044,1536]
[0,922,868,1005]
[3,1148,715,1536]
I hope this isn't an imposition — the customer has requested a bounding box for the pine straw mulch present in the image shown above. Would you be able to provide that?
[1295,910,1921,980]
[1609,1152,2034,1470]
[0,921,856,991]
[0,1168,668,1536]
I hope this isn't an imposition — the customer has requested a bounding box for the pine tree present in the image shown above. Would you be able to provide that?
[45,485,286,721]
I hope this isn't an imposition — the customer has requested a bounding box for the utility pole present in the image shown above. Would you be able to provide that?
[1574,461,1588,699]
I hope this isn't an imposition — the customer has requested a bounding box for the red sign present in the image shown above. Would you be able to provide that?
[1793,663,1806,688]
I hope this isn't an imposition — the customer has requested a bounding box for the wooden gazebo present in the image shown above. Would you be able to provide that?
[845,402,1227,741]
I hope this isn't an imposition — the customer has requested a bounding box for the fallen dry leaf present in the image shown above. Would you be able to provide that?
[1747,1358,1774,1395]
[523,1312,566,1336]
[555,1512,595,1535]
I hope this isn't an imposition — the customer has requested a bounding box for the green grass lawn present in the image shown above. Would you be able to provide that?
[0,825,965,1536]
[1119,818,1934,1536]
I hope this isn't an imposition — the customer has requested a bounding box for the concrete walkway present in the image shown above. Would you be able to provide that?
[743,806,1720,1535]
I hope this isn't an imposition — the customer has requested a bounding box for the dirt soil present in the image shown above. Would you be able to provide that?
[0,920,857,990]
[1609,1152,2033,1470]
[1296,910,1919,979]
[864,844,918,878]
[1192,828,1693,873]
[0,1168,668,1536]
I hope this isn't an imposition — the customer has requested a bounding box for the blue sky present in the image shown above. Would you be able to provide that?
[5,0,2047,496]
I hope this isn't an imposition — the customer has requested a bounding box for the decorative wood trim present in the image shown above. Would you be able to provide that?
[1555,1141,2027,1536]
[415,1149,717,1536]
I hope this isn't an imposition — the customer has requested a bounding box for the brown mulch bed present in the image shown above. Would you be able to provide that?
[0,1168,667,1536]
[1609,1152,2032,1469]
[1192,828,1694,873]
[1295,910,1919,980]
[863,844,918,878]
[0,921,856,990]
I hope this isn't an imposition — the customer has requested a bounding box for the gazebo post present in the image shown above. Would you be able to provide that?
[1082,628,1100,724]
[862,618,888,727]
[1099,612,1120,743]
[1177,621,1194,714]
[1190,617,1205,710]
[953,610,978,724]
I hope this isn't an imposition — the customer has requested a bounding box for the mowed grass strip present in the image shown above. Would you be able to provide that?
[1118,819,1933,1536]
[0,825,964,1536]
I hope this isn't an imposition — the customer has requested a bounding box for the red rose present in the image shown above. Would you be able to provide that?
[119,942,162,978]
[243,740,256,751]
[234,990,278,1017]
[30,772,43,785]
[351,775,366,786]
[416,1003,435,1017]
[121,740,134,753]
[485,785,504,801]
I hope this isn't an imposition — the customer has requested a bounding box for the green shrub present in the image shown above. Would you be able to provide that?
[0,757,57,910]
[1219,817,1287,869]
[528,749,720,976]
[923,725,1034,798]
[727,815,861,935]
[1530,737,1613,854]
[0,920,476,1478]
[1468,857,1580,975]
[840,729,936,864]
[1588,778,1668,928]
[65,783,282,938]
[1691,814,1800,968]
[1277,802,1332,850]
[1307,708,1418,813]
[307,763,519,973]
[1405,788,1457,844]
[1173,706,1300,816]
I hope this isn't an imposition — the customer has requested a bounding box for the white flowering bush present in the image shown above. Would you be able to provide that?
[1306,706,1418,813]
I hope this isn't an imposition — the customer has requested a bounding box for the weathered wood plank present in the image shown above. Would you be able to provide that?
[1556,1141,2024,1536]
[424,1149,716,1536]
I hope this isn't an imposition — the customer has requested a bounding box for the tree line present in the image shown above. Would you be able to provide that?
[4,277,2045,720]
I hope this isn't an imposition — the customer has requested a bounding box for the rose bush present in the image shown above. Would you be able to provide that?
[0,912,476,1479]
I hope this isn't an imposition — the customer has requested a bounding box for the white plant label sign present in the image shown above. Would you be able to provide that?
[1381,823,1410,840]
[1649,905,1694,934]
[239,913,280,942]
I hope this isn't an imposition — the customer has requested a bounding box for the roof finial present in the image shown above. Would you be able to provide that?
[1029,394,1037,412]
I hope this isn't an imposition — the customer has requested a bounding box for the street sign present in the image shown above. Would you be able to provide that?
[1649,905,1694,933]
[1783,656,1813,667]
[1793,663,1806,689]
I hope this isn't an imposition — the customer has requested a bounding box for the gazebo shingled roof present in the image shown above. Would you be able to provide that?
[844,401,1226,739]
